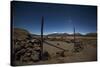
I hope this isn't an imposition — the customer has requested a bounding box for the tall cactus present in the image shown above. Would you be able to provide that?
[40,16,44,59]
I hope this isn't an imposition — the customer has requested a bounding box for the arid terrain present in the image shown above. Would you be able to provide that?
[12,28,97,66]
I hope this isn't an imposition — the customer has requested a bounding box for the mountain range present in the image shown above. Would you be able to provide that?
[13,28,97,39]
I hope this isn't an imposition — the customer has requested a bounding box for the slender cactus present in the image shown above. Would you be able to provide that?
[40,16,44,59]
[73,25,76,47]
[73,25,77,52]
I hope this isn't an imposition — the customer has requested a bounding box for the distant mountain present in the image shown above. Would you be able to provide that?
[70,33,83,36]
[47,33,69,37]
[47,33,83,37]
[85,33,97,37]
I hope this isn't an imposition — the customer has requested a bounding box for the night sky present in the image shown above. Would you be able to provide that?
[12,1,97,35]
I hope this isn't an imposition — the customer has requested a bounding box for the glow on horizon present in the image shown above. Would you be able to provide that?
[29,30,93,35]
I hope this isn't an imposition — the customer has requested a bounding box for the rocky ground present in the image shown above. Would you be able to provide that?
[12,39,97,66]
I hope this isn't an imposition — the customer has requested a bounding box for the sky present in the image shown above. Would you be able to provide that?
[12,1,97,35]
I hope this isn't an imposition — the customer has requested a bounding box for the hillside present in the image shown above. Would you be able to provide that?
[13,28,31,40]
